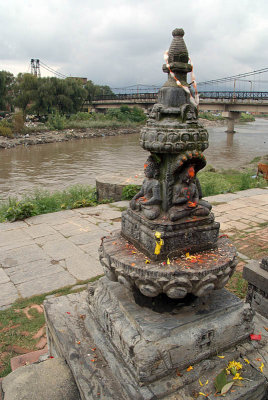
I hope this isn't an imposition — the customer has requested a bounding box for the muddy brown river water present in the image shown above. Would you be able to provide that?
[0,119,267,201]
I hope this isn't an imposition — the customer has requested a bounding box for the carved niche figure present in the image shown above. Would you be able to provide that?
[130,157,161,220]
[169,165,211,221]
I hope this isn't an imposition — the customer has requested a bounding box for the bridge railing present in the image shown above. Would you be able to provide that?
[199,91,268,100]
[92,91,268,101]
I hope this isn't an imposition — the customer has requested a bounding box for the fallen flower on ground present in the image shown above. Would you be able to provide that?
[250,334,261,341]
[233,373,243,380]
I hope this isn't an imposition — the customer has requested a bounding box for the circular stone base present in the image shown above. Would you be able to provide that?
[99,231,237,298]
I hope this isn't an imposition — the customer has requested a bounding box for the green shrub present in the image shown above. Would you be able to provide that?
[70,112,96,121]
[0,126,13,137]
[239,113,255,122]
[47,112,66,130]
[4,202,37,222]
[121,184,141,200]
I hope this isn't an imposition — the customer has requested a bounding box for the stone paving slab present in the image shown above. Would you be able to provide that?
[0,192,267,308]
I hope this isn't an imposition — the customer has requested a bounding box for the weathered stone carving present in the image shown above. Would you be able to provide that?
[169,165,211,221]
[130,156,161,220]
[100,28,237,299]
[99,234,237,298]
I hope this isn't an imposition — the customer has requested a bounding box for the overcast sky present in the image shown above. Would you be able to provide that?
[1,0,268,90]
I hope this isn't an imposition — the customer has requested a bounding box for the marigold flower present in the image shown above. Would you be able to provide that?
[233,373,243,380]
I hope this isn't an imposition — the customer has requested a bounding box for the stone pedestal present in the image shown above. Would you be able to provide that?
[43,280,268,400]
[121,208,219,261]
[243,258,268,319]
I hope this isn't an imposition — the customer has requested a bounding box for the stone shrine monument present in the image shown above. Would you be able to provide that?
[44,29,267,399]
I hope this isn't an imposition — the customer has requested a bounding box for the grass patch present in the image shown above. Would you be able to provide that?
[0,184,107,222]
[239,113,255,122]
[226,271,248,299]
[0,276,102,378]
[198,169,266,197]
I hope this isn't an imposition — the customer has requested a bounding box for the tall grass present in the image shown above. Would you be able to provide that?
[198,169,266,197]
[0,185,101,222]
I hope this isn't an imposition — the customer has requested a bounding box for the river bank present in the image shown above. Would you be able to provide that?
[0,126,141,149]
[0,118,225,149]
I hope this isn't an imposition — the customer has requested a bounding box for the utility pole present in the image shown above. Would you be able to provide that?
[30,59,41,77]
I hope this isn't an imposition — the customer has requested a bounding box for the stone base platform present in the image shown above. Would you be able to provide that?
[43,279,268,400]
[100,232,237,298]
[121,208,220,261]
[243,258,268,319]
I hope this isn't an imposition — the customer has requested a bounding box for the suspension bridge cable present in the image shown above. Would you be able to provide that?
[38,61,68,79]
[198,67,268,86]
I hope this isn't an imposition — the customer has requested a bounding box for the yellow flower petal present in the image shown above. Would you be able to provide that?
[233,373,243,380]
[244,358,250,364]
[186,366,193,372]
[217,355,225,359]
[259,363,264,373]
[199,378,203,386]
[199,393,207,397]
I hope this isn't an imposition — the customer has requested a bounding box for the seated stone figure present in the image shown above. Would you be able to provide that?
[169,165,211,221]
[130,158,161,220]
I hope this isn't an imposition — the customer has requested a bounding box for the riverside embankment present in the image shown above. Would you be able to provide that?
[0,118,267,201]
[0,126,140,149]
[0,118,227,149]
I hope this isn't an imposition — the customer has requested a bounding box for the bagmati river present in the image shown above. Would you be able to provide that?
[0,118,267,201]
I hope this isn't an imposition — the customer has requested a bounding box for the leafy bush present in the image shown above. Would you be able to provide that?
[4,202,36,221]
[0,126,13,138]
[106,106,146,123]
[70,112,96,121]
[239,113,255,122]
[121,184,141,200]
[47,112,66,130]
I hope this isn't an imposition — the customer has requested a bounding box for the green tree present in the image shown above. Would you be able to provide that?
[14,73,38,116]
[0,71,15,111]
[84,80,114,103]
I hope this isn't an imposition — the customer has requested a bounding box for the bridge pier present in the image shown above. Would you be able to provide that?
[222,111,241,133]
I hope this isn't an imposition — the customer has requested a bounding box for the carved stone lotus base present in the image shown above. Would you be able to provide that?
[99,232,237,298]
[121,208,220,261]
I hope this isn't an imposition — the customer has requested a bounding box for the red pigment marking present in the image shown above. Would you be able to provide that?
[188,166,195,178]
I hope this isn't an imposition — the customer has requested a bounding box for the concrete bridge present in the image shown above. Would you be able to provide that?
[91,91,268,133]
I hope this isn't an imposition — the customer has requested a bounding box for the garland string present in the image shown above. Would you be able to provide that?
[164,51,199,107]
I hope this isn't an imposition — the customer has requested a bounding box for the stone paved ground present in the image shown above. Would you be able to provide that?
[0,188,267,309]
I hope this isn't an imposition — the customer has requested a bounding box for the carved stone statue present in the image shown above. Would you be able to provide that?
[169,165,211,221]
[130,157,161,220]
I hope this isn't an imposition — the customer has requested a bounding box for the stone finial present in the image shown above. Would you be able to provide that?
[168,28,189,64]
[172,28,185,37]
[162,28,192,83]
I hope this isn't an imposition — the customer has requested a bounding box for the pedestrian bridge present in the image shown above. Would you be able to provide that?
[91,91,268,132]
